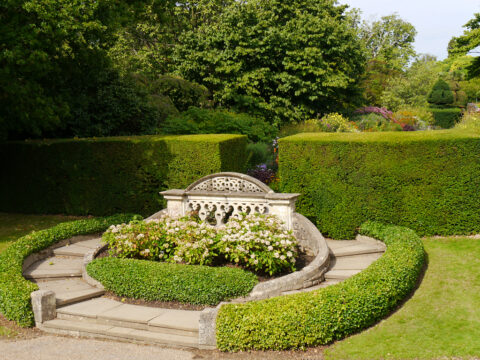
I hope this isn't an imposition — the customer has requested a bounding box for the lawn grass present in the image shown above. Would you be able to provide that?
[0,213,85,338]
[325,237,480,360]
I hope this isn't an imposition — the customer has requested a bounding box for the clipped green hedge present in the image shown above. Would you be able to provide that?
[216,222,425,351]
[428,107,462,128]
[87,257,258,305]
[0,134,247,216]
[0,214,136,327]
[279,130,480,239]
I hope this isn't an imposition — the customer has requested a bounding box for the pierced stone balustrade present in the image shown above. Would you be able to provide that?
[160,172,300,230]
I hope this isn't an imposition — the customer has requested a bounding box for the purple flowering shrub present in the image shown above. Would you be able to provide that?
[354,106,394,120]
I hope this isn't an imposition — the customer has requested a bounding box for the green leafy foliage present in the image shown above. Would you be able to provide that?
[351,113,402,132]
[87,257,257,305]
[0,135,247,216]
[174,0,365,125]
[161,108,277,143]
[0,0,139,140]
[380,55,439,111]
[104,214,299,276]
[428,79,455,106]
[449,13,480,79]
[216,222,425,351]
[428,107,462,128]
[359,14,417,71]
[279,131,480,239]
[0,214,136,327]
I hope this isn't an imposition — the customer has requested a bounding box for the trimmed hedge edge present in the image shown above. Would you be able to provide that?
[216,221,426,351]
[0,214,137,327]
[86,257,258,306]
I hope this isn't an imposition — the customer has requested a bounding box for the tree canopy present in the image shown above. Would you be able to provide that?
[449,13,480,79]
[174,0,366,125]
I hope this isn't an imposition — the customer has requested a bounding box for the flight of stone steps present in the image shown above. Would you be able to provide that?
[282,237,386,295]
[23,235,385,349]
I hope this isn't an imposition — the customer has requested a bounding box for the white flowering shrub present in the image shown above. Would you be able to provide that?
[216,214,298,275]
[103,213,299,275]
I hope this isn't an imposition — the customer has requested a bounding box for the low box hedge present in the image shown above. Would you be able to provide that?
[279,130,480,239]
[0,214,136,327]
[428,107,462,128]
[216,222,425,351]
[0,134,247,216]
[87,257,258,305]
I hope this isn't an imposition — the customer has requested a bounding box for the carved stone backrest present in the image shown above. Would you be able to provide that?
[161,172,300,230]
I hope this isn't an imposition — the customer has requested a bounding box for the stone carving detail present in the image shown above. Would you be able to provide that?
[161,172,300,230]
[187,200,269,226]
[190,177,265,193]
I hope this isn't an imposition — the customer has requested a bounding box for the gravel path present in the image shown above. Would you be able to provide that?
[0,336,194,360]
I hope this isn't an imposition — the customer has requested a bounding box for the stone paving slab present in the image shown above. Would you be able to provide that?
[148,310,201,331]
[325,269,362,280]
[26,256,83,271]
[56,288,105,307]
[57,298,123,319]
[36,278,94,293]
[24,268,83,280]
[329,253,382,270]
[99,303,165,324]
[332,243,385,257]
[53,244,94,257]
[72,238,103,249]
[325,239,360,250]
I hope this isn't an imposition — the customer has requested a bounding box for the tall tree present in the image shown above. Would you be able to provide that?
[449,13,480,79]
[360,14,417,71]
[174,0,366,125]
[380,55,439,111]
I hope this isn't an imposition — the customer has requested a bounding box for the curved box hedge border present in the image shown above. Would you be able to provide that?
[216,221,426,351]
[0,214,136,327]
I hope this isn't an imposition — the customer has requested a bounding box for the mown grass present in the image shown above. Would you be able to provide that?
[325,237,480,360]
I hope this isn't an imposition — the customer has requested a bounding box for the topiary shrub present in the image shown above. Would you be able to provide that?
[216,222,425,351]
[428,79,455,107]
[0,214,136,327]
[428,107,462,128]
[87,257,258,305]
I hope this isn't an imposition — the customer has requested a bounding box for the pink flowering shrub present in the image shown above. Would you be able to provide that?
[103,213,299,275]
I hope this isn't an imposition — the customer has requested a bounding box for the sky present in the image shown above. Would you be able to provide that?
[339,0,480,60]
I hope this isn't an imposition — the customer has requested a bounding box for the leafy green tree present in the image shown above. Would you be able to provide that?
[428,79,455,107]
[380,55,439,111]
[359,14,417,71]
[173,0,365,125]
[449,13,480,78]
[360,59,401,106]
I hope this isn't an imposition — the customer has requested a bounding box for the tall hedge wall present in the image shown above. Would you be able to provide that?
[279,130,480,239]
[428,107,462,128]
[0,134,247,216]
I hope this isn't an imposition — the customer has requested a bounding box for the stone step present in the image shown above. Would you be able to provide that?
[24,256,83,280]
[325,269,361,280]
[35,279,105,306]
[41,319,200,349]
[328,253,382,271]
[281,280,342,296]
[53,244,94,257]
[56,298,200,338]
[332,243,385,257]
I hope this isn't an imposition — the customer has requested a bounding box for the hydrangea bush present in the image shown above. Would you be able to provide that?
[103,213,298,275]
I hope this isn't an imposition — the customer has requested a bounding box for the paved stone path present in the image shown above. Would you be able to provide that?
[23,235,385,349]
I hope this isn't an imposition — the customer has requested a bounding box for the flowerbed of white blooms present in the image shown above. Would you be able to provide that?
[103,213,299,275]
